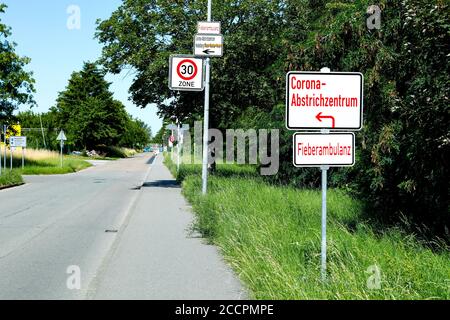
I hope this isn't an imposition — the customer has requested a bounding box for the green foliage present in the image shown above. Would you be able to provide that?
[17,157,91,175]
[16,110,60,150]
[0,169,23,188]
[119,115,152,149]
[0,4,35,122]
[281,0,450,239]
[55,62,128,150]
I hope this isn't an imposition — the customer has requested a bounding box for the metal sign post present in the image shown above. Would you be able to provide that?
[56,130,67,168]
[201,0,212,195]
[177,121,181,172]
[321,164,328,281]
[3,125,6,171]
[287,66,364,282]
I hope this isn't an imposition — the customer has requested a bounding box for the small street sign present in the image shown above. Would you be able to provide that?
[197,21,221,35]
[169,55,204,91]
[169,135,176,143]
[293,132,355,167]
[286,72,363,130]
[194,34,223,57]
[10,136,27,148]
[57,130,67,141]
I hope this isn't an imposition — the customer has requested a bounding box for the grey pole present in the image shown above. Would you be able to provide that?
[201,0,212,195]
[3,125,6,171]
[0,125,2,175]
[39,113,47,149]
[22,148,25,170]
[320,165,329,281]
[177,121,181,172]
[10,147,13,171]
[60,140,63,168]
[319,67,331,282]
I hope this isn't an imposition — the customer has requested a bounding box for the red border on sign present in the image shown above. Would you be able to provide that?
[176,59,198,81]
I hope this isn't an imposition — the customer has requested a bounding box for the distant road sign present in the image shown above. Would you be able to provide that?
[10,136,26,148]
[286,72,363,130]
[194,34,223,57]
[197,21,221,35]
[293,132,355,167]
[169,135,176,143]
[169,55,204,91]
[57,130,67,141]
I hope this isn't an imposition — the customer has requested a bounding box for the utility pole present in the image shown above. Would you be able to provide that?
[201,0,212,195]
[39,112,47,149]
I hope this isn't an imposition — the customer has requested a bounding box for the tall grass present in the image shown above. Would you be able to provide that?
[0,147,91,175]
[164,154,450,300]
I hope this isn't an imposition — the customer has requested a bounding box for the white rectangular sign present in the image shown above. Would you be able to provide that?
[197,21,221,35]
[194,34,223,57]
[286,72,363,130]
[169,55,204,91]
[10,136,27,148]
[293,133,355,167]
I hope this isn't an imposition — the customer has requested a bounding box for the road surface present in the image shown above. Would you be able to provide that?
[0,154,245,299]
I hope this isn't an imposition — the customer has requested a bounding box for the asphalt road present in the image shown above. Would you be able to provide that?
[0,154,245,300]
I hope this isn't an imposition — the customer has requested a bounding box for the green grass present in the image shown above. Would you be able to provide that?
[0,170,24,188]
[164,154,450,300]
[11,156,91,175]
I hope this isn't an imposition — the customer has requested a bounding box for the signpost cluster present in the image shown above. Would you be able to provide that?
[1,125,28,172]
[168,0,222,195]
[167,123,190,172]
[286,68,364,281]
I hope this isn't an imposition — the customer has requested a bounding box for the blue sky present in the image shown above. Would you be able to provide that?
[2,0,162,133]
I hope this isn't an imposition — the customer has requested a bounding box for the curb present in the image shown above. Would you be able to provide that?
[0,182,25,191]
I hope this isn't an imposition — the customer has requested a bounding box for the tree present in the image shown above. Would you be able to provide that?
[0,3,35,123]
[55,62,128,150]
[95,0,288,128]
[119,114,152,149]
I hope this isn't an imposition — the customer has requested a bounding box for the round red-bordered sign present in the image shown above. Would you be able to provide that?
[176,59,198,81]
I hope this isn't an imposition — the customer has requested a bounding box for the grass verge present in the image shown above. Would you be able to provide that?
[164,153,450,300]
[0,170,24,189]
[1,148,92,175]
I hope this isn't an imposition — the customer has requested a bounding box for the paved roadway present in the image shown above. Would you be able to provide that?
[0,154,245,300]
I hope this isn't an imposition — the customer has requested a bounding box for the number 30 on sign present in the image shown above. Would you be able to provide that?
[169,55,204,91]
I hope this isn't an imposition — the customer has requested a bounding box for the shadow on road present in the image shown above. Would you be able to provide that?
[142,180,179,189]
[146,155,156,165]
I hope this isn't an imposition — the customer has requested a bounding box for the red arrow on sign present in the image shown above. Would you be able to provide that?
[316,112,335,128]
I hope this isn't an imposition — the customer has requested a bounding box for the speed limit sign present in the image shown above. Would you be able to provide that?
[169,55,204,91]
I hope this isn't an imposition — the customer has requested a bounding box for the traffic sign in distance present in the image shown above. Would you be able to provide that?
[169,55,204,91]
[197,21,221,35]
[293,133,355,167]
[57,130,67,141]
[286,72,363,130]
[10,136,27,148]
[169,135,176,143]
[194,34,223,57]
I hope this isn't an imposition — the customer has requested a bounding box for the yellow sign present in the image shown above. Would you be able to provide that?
[1,124,22,147]
[6,124,21,139]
